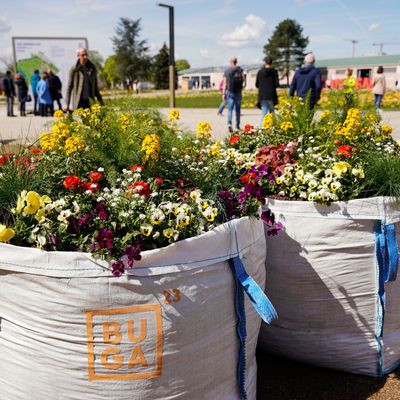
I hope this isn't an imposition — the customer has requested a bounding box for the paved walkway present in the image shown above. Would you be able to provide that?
[1,106,400,144]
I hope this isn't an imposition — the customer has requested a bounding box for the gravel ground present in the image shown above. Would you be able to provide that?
[256,349,400,400]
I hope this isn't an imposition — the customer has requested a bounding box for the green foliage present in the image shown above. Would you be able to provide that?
[153,43,170,90]
[89,50,105,86]
[112,18,152,81]
[103,55,121,87]
[175,59,190,72]
[264,19,309,85]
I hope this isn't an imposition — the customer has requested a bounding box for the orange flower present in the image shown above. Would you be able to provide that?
[240,172,257,184]
[336,145,352,158]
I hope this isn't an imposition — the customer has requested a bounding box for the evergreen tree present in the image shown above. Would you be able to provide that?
[153,43,170,89]
[111,18,151,82]
[264,19,309,85]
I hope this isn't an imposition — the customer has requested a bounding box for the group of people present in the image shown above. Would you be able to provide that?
[218,52,388,132]
[2,48,103,117]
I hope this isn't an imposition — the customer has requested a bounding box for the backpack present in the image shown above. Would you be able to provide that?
[228,67,244,93]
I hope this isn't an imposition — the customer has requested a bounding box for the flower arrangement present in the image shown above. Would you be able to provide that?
[225,91,400,203]
[0,106,279,276]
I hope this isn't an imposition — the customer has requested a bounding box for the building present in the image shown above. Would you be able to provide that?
[178,54,400,91]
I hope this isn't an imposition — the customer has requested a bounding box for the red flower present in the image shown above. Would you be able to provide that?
[336,145,352,158]
[240,172,257,184]
[229,135,241,145]
[243,124,254,134]
[129,181,152,198]
[29,147,42,155]
[14,157,31,166]
[130,165,144,172]
[81,181,100,192]
[154,177,163,185]
[63,175,82,190]
[88,171,104,181]
[0,154,12,165]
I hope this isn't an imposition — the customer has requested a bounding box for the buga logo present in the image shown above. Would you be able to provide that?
[86,305,163,381]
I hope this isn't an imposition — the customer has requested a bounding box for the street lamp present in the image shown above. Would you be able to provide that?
[158,3,175,107]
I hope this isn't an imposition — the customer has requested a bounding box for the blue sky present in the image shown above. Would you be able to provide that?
[1,0,400,68]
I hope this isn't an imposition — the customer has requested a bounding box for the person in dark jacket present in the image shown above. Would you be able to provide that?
[30,69,40,115]
[256,56,279,124]
[15,73,29,116]
[2,71,16,117]
[289,52,322,109]
[48,70,63,110]
[65,48,104,111]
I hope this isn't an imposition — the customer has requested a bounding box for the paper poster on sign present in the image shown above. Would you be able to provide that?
[12,37,88,99]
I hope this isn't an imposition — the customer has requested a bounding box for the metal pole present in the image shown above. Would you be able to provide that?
[158,3,175,108]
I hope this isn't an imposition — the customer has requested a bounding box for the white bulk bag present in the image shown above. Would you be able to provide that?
[0,217,276,400]
[259,197,400,376]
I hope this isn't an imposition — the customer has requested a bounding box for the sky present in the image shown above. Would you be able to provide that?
[1,0,400,69]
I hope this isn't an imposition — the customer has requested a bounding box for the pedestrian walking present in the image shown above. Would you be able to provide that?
[15,73,29,117]
[65,48,104,111]
[36,72,53,117]
[256,56,279,125]
[30,69,40,115]
[2,71,16,117]
[223,56,245,132]
[289,52,322,109]
[372,66,386,109]
[48,70,63,110]
[217,79,226,116]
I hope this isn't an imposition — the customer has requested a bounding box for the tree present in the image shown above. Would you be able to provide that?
[153,43,170,89]
[111,18,151,82]
[103,55,121,87]
[175,59,190,72]
[89,50,105,87]
[264,19,309,85]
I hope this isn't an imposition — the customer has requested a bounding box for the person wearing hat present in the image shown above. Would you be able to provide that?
[289,52,322,109]
[256,56,279,125]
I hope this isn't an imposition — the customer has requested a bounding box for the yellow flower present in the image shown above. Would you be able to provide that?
[330,181,341,191]
[53,109,65,120]
[280,121,294,132]
[168,109,180,121]
[163,228,174,239]
[196,122,212,139]
[333,161,351,176]
[23,191,41,214]
[64,136,85,155]
[320,110,331,119]
[52,122,70,138]
[39,132,60,151]
[381,125,393,135]
[140,224,153,237]
[351,168,365,179]
[0,224,15,242]
[209,141,221,157]
[262,113,275,130]
[141,134,160,163]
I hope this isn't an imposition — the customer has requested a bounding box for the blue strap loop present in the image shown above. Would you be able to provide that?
[374,221,399,337]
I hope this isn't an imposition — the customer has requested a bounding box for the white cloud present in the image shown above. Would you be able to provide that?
[0,15,11,33]
[199,49,209,58]
[220,14,267,48]
[368,23,381,31]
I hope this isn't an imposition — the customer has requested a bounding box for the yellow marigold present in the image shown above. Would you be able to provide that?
[0,224,15,242]
[280,121,294,132]
[53,109,65,120]
[262,113,275,130]
[168,109,180,121]
[381,124,393,135]
[209,141,221,157]
[333,161,351,176]
[335,126,351,137]
[141,134,160,163]
[64,136,85,155]
[39,132,60,151]
[196,122,212,140]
